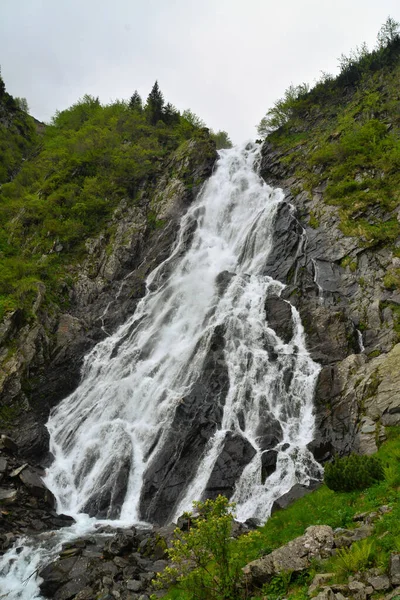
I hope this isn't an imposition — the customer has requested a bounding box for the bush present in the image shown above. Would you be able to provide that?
[153,496,243,600]
[324,454,384,492]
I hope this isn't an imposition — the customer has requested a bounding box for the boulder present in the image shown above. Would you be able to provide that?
[0,487,17,504]
[243,525,334,587]
[204,431,256,499]
[271,483,318,513]
[390,553,400,586]
[39,556,90,597]
[19,467,56,507]
[103,529,138,557]
[367,574,390,591]
[0,435,18,453]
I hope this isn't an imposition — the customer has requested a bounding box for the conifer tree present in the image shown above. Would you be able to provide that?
[163,102,180,126]
[129,90,142,111]
[0,66,6,98]
[146,80,164,125]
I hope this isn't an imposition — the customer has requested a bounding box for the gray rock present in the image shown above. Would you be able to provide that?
[0,435,18,452]
[313,588,335,600]
[0,457,7,472]
[348,581,366,592]
[103,530,138,557]
[243,525,333,587]
[127,580,143,592]
[19,467,56,507]
[9,463,28,477]
[271,482,318,513]
[384,587,400,600]
[0,487,17,503]
[139,324,230,524]
[367,574,390,591]
[390,553,400,585]
[308,573,335,595]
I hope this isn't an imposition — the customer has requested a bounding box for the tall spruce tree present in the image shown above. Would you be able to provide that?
[146,80,164,125]
[129,90,142,111]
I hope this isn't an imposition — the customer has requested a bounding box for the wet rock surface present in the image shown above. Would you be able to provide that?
[38,517,255,600]
[0,439,74,555]
[205,431,257,499]
[0,138,218,464]
[139,324,230,524]
[260,140,400,459]
[264,295,294,343]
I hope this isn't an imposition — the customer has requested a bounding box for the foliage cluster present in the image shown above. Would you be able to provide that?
[0,68,38,184]
[258,17,400,250]
[154,496,247,599]
[182,108,233,149]
[0,80,218,321]
[324,453,384,492]
[258,18,400,136]
[161,429,400,600]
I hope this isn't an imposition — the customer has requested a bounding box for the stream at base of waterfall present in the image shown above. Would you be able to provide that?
[0,142,322,598]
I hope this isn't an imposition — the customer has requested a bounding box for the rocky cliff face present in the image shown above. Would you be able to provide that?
[260,140,400,459]
[0,138,217,462]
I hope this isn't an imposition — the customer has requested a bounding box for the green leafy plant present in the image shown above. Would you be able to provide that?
[324,454,384,492]
[153,495,245,600]
[330,538,375,579]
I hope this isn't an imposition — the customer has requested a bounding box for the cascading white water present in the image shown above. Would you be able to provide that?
[0,143,322,597]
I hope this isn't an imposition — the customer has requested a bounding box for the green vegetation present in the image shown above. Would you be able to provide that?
[0,67,38,184]
[159,429,400,599]
[182,109,233,149]
[325,538,375,579]
[258,17,400,248]
[153,496,248,599]
[324,453,384,492]
[0,77,219,322]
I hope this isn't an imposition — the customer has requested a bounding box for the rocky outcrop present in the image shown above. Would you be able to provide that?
[243,505,395,596]
[37,517,252,600]
[243,525,334,587]
[0,437,74,555]
[0,138,218,462]
[260,141,400,459]
[38,524,173,600]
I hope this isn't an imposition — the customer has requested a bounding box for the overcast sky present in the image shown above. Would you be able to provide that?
[1,0,399,142]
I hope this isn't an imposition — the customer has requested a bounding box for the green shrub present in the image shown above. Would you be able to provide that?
[153,496,254,600]
[324,454,384,492]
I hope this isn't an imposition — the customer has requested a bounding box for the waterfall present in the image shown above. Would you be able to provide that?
[0,142,322,597]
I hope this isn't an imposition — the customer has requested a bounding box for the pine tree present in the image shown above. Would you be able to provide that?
[0,66,6,98]
[129,90,142,111]
[146,81,164,125]
[163,102,180,126]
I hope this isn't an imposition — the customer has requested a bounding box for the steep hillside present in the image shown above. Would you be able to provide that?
[0,80,218,455]
[259,24,400,459]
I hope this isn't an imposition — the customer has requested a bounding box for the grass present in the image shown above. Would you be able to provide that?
[265,48,400,262]
[0,89,216,325]
[161,428,400,600]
